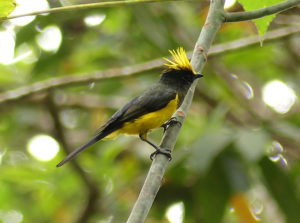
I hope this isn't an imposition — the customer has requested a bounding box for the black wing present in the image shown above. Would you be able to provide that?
[101,85,177,131]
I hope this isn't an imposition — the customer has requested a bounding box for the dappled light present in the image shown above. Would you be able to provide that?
[27,135,60,161]
[0,29,15,64]
[165,202,184,223]
[0,210,23,223]
[242,81,254,99]
[10,0,49,26]
[36,25,62,52]
[14,43,37,64]
[262,80,297,114]
[268,141,288,167]
[0,149,6,165]
[84,13,106,27]
[224,0,237,9]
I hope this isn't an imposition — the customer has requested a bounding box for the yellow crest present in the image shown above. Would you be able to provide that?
[164,47,195,74]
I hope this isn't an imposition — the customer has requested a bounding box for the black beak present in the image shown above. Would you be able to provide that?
[194,74,203,79]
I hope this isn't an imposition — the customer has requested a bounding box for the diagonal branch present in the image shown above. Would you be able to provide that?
[224,0,300,22]
[1,25,299,104]
[126,0,226,222]
[1,0,181,21]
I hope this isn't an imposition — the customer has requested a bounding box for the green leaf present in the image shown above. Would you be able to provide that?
[196,156,231,223]
[259,157,300,223]
[235,128,270,162]
[220,149,250,192]
[0,0,16,17]
[253,14,276,36]
[238,0,283,37]
[186,129,233,174]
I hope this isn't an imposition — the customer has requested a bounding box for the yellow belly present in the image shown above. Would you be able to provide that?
[106,94,178,139]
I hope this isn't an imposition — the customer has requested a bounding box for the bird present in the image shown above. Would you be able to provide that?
[57,47,202,167]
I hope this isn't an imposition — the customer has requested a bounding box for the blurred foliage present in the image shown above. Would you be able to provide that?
[0,0,16,17]
[0,0,300,223]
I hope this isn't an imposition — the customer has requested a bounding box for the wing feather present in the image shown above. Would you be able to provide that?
[99,85,177,132]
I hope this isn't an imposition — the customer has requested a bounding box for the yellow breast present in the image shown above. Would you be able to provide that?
[106,94,178,139]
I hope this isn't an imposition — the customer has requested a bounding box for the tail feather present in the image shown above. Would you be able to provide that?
[56,131,108,167]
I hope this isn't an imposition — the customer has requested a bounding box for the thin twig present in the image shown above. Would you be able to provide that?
[209,26,300,56]
[1,0,181,21]
[224,0,300,22]
[1,25,299,104]
[0,59,162,103]
[126,0,226,222]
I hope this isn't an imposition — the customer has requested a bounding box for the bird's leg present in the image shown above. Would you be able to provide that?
[161,117,182,133]
[139,133,172,161]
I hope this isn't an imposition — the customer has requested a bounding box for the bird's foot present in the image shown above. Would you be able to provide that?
[161,117,182,133]
[150,148,172,161]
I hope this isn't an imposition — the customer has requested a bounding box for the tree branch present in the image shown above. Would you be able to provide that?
[1,0,181,21]
[45,93,100,223]
[1,25,299,105]
[126,0,226,222]
[0,59,162,103]
[224,0,300,22]
[209,26,300,56]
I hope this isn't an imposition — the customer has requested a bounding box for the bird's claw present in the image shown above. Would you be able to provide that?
[150,148,172,161]
[161,117,182,133]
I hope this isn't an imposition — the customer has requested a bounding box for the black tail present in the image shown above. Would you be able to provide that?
[56,131,108,167]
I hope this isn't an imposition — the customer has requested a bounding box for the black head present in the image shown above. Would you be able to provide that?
[160,69,202,88]
[160,47,203,89]
[159,69,203,107]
